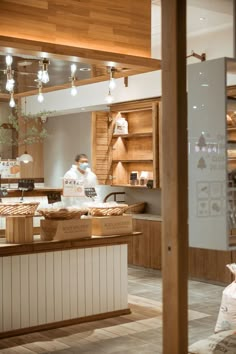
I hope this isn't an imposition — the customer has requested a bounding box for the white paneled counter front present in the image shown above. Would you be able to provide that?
[0,234,138,337]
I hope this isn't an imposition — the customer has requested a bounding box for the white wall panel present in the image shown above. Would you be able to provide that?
[46,252,54,323]
[92,247,100,315]
[77,249,85,317]
[62,250,70,320]
[99,247,107,314]
[29,254,38,327]
[120,245,128,309]
[85,248,93,316]
[114,245,121,311]
[12,256,21,329]
[0,244,128,334]
[2,257,11,331]
[54,251,63,322]
[37,253,46,325]
[107,246,114,312]
[69,249,78,319]
[20,255,29,328]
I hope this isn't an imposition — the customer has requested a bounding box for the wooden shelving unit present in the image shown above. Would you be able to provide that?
[92,98,161,188]
[110,98,160,188]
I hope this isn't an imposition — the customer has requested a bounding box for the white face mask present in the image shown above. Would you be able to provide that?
[79,162,89,171]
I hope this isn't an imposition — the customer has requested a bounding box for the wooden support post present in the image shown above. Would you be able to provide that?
[6,216,33,243]
[161,1,188,354]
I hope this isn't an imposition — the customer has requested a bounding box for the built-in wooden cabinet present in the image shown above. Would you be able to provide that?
[130,218,162,270]
[92,98,161,188]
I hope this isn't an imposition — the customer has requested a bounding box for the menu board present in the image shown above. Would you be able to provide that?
[0,160,20,178]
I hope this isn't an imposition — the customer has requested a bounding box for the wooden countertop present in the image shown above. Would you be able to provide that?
[3,188,62,198]
[132,213,162,221]
[0,232,141,257]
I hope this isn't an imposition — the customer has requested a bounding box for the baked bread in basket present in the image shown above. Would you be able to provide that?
[87,202,128,216]
[37,206,88,220]
[0,202,39,216]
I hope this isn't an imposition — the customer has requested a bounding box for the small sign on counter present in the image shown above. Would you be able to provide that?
[63,178,85,197]
[92,215,133,236]
[40,218,92,241]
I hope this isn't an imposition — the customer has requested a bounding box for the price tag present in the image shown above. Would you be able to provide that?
[84,187,97,198]
[63,178,85,197]
[47,191,62,204]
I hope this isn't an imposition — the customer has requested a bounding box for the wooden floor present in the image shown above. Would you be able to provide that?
[0,267,224,353]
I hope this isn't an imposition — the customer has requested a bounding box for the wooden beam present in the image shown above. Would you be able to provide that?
[0,36,161,72]
[161,1,188,354]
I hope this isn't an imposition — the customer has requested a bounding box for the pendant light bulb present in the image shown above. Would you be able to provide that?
[105,90,114,104]
[71,64,77,75]
[9,95,15,108]
[6,78,14,92]
[38,92,44,103]
[109,77,116,90]
[71,85,77,96]
[41,70,49,84]
[6,55,13,66]
[37,70,43,81]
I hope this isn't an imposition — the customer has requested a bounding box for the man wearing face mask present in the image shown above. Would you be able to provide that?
[64,153,97,187]
[63,153,98,206]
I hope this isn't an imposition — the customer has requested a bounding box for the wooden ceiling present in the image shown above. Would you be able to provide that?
[0,0,161,100]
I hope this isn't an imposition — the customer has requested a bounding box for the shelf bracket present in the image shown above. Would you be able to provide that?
[186,50,206,62]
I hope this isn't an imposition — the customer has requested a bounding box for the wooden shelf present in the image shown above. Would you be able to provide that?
[112,132,152,138]
[112,159,153,163]
[109,184,150,188]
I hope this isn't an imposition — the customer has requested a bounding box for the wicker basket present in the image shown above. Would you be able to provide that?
[38,207,88,220]
[0,202,40,216]
[125,202,146,214]
[88,203,128,216]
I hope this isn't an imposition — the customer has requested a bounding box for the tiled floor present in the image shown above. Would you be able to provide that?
[0,267,224,353]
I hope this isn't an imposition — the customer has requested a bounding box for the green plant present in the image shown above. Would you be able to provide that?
[0,107,55,146]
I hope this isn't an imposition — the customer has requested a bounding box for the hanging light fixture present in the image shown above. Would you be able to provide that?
[19,98,33,164]
[38,58,50,84]
[37,81,44,103]
[69,63,77,96]
[105,88,114,104]
[19,152,33,164]
[108,67,116,90]
[9,91,15,108]
[4,54,15,93]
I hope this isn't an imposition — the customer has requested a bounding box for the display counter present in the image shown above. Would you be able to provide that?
[0,232,140,338]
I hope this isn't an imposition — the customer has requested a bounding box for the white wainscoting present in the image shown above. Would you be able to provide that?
[0,244,128,333]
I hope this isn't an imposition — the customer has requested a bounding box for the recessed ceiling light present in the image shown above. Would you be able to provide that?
[199,17,206,21]
[79,67,91,71]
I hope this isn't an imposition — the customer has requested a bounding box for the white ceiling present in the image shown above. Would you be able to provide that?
[151,0,233,46]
